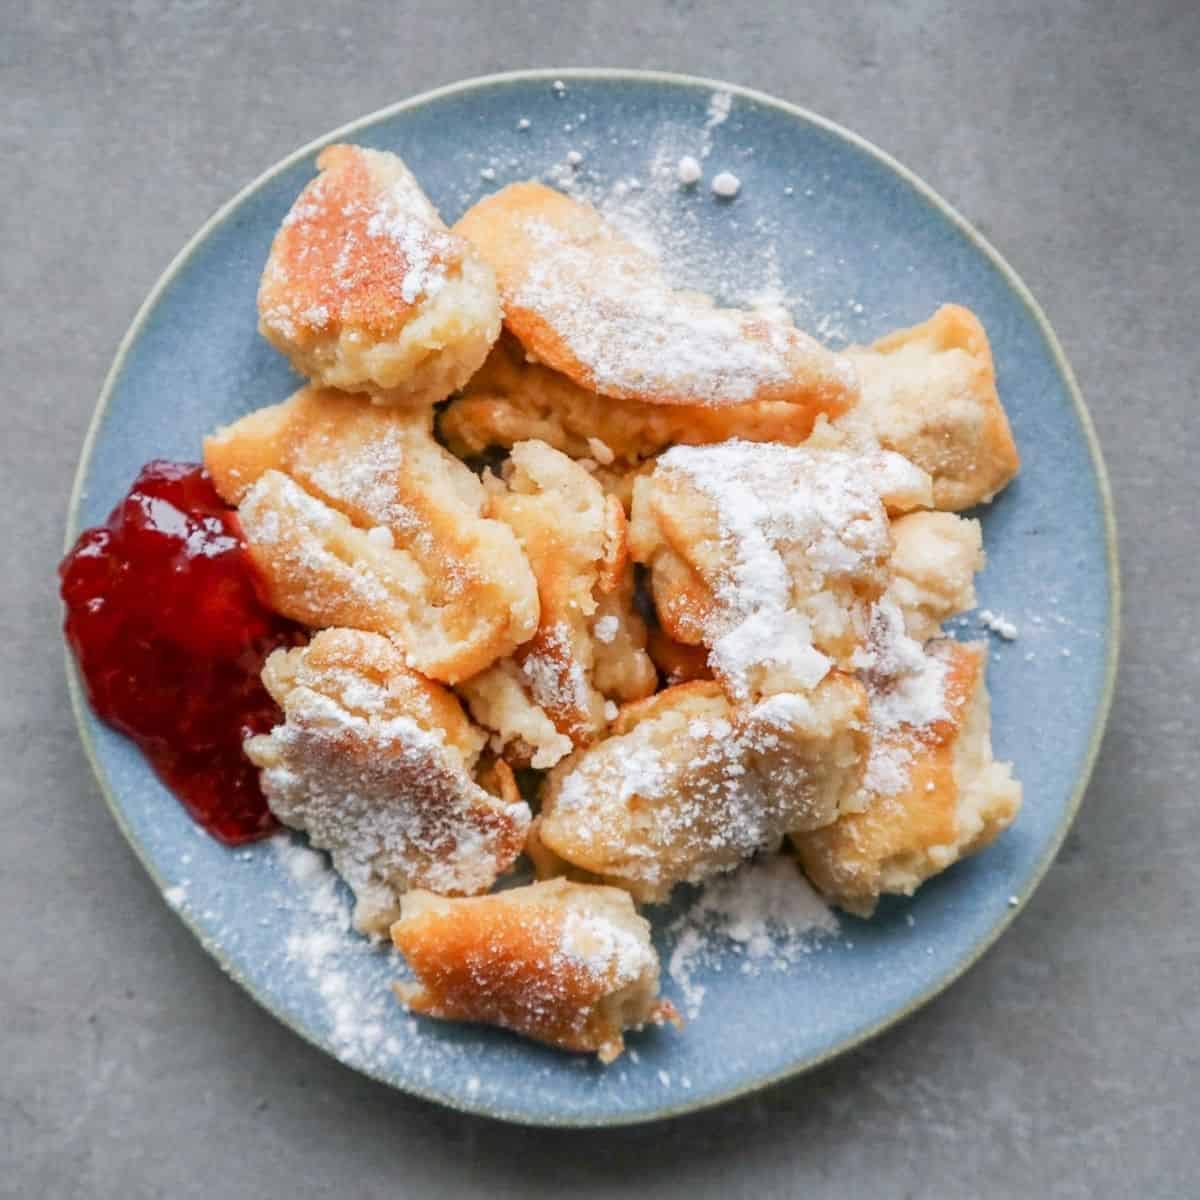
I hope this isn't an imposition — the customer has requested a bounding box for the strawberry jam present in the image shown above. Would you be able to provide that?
[59,461,303,844]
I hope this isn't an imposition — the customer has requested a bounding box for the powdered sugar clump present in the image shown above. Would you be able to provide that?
[655,442,918,700]
[854,599,950,796]
[676,155,702,185]
[978,608,1019,640]
[593,614,619,644]
[668,857,838,1018]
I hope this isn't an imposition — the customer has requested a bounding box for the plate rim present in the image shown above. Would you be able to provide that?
[61,66,1121,1127]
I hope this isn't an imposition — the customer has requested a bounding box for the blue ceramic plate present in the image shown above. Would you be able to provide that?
[65,70,1118,1126]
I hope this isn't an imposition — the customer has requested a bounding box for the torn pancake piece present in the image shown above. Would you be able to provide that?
[630,441,932,702]
[458,440,655,765]
[440,330,848,463]
[244,629,530,935]
[838,305,1019,511]
[454,182,857,411]
[204,387,539,683]
[538,676,868,903]
[391,879,679,1063]
[456,657,574,770]
[886,510,985,641]
[794,640,1021,915]
[258,144,501,405]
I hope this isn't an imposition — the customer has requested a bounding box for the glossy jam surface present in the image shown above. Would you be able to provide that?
[60,461,302,844]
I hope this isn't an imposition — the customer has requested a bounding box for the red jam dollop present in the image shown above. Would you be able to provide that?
[59,461,303,844]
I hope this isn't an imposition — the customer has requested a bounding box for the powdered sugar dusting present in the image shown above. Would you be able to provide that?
[363,172,454,304]
[854,598,951,796]
[654,442,910,699]
[271,835,393,1062]
[301,424,432,545]
[547,685,861,900]
[248,666,529,932]
[260,146,459,343]
[667,857,838,1019]
[704,91,733,133]
[515,215,821,406]
[557,902,656,985]
[521,621,593,718]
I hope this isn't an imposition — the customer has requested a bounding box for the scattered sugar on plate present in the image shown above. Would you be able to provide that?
[566,149,584,166]
[667,857,839,1019]
[704,90,732,134]
[518,111,848,338]
[268,835,407,1068]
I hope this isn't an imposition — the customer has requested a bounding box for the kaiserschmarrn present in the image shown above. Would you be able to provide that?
[630,441,932,700]
[837,305,1020,511]
[87,135,1027,1065]
[793,641,1021,914]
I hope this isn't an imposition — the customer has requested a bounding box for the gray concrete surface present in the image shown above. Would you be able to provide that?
[3,2,1196,1196]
